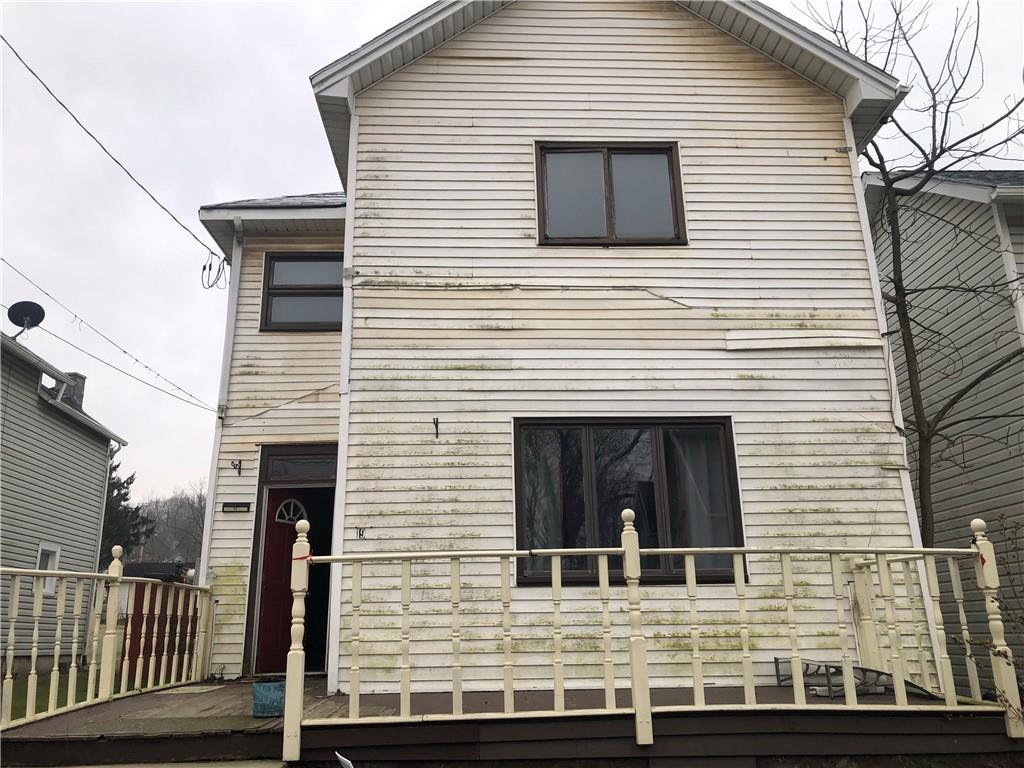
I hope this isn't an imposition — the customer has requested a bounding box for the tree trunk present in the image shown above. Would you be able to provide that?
[916,432,934,548]
[883,186,935,546]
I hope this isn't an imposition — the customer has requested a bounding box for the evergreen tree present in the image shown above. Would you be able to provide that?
[99,461,155,567]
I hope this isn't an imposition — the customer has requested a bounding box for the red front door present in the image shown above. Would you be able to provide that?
[254,486,334,674]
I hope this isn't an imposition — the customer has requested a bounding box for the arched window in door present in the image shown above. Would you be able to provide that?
[274,498,308,525]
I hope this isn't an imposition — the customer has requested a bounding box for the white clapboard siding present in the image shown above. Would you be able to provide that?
[206,237,342,675]
[335,0,920,692]
[872,189,1024,690]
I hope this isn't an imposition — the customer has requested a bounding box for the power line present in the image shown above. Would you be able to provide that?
[1,303,217,413]
[0,33,227,289]
[2,257,215,410]
[38,325,217,413]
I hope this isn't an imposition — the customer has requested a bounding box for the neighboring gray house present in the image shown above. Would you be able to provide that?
[866,171,1023,687]
[0,332,126,667]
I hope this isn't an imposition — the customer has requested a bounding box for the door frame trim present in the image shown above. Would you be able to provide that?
[244,442,338,675]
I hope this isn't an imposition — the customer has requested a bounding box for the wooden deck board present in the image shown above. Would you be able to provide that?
[2,678,1020,767]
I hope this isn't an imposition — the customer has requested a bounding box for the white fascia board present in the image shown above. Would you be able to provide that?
[862,173,997,204]
[310,0,474,94]
[993,187,1024,200]
[38,388,128,446]
[683,0,902,100]
[1,335,74,385]
[198,207,345,222]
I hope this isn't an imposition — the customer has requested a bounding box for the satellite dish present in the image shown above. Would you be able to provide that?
[7,301,45,339]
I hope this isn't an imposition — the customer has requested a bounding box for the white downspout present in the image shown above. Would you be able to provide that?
[327,96,359,695]
[197,220,244,587]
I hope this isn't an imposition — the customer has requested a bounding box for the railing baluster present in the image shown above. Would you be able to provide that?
[169,587,184,684]
[120,582,136,694]
[924,555,956,705]
[876,554,907,706]
[67,578,84,707]
[159,586,175,686]
[450,558,462,716]
[501,555,514,713]
[684,554,704,706]
[25,576,43,718]
[399,559,411,718]
[48,577,68,714]
[948,556,981,700]
[829,554,857,705]
[598,554,614,710]
[148,584,164,689]
[900,560,931,689]
[191,590,207,683]
[86,578,105,701]
[781,553,805,705]
[349,562,361,719]
[551,555,564,712]
[180,590,197,683]
[135,583,151,690]
[2,575,20,724]
[732,553,755,704]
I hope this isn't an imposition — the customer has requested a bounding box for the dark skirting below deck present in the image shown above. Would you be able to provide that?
[2,679,1021,766]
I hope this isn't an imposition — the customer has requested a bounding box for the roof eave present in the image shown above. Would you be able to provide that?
[38,388,128,446]
[1,335,75,386]
[312,0,907,182]
[198,206,347,260]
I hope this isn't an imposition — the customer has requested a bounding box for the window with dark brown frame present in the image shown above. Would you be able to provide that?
[260,252,344,331]
[536,143,687,246]
[514,417,742,584]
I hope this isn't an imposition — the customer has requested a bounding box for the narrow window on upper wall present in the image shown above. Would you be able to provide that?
[36,543,60,595]
[260,252,344,331]
[514,418,742,585]
[536,143,687,246]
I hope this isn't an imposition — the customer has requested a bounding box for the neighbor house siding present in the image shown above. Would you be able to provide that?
[0,354,109,661]
[871,190,1024,689]
[206,236,343,676]
[337,0,919,693]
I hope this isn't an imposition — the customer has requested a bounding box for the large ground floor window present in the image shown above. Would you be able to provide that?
[514,417,743,584]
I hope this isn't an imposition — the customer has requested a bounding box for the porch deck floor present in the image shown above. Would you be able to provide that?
[2,679,1019,767]
[2,676,947,741]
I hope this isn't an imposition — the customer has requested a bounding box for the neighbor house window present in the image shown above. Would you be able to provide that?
[260,252,344,331]
[514,418,741,584]
[36,543,60,595]
[536,143,687,245]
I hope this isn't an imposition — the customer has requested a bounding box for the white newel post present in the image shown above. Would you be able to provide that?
[971,519,1024,738]
[621,509,653,746]
[98,546,123,700]
[283,520,311,761]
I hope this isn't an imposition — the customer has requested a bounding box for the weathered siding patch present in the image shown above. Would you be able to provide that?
[206,237,342,675]
[339,0,919,691]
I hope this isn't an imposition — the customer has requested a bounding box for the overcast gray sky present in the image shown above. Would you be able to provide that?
[2,1,1021,500]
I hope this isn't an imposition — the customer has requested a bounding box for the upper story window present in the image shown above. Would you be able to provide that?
[514,417,742,585]
[536,143,687,246]
[261,252,344,332]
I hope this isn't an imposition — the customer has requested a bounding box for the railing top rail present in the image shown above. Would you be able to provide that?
[0,567,211,592]
[310,549,532,564]
[307,545,974,566]
[121,576,211,592]
[639,546,977,557]
[0,569,109,581]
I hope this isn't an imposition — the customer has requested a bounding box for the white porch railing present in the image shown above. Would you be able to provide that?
[0,545,213,728]
[282,513,1023,759]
